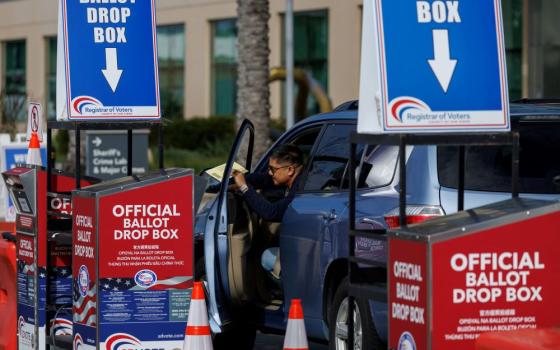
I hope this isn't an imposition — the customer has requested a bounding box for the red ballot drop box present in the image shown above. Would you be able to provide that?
[388,198,560,350]
[1,165,96,350]
[72,169,194,350]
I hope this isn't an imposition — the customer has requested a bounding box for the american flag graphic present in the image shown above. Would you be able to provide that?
[99,276,193,291]
[50,317,73,336]
[50,266,71,278]
[17,260,37,275]
[48,267,73,304]
[73,278,97,326]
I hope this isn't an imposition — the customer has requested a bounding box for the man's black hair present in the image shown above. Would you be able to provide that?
[270,144,303,166]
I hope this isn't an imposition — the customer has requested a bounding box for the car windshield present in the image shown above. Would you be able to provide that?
[438,121,560,194]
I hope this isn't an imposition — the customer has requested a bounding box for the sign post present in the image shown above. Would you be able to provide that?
[358,0,510,133]
[59,0,160,120]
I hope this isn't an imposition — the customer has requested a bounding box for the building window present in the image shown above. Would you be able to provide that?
[527,0,560,98]
[502,0,522,100]
[157,24,185,119]
[282,10,329,118]
[211,19,238,117]
[3,40,26,120]
[46,37,57,120]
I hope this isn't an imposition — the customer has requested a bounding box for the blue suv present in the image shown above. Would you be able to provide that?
[194,100,560,350]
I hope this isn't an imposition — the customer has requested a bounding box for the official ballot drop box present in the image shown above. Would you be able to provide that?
[71,168,194,350]
[2,165,96,350]
[388,198,560,350]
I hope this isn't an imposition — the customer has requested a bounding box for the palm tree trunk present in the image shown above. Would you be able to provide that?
[236,0,271,162]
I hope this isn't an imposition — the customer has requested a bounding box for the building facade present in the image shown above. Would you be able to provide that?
[0,0,554,122]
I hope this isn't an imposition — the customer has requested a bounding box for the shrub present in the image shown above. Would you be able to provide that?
[54,129,69,157]
[151,139,232,174]
[154,116,236,151]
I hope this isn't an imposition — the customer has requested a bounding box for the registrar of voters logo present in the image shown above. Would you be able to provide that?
[78,265,90,297]
[389,97,431,123]
[134,269,157,288]
[74,333,84,350]
[72,96,103,115]
[398,331,417,350]
[71,95,134,117]
[105,333,143,350]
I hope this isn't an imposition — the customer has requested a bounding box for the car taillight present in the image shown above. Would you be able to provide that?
[384,205,445,229]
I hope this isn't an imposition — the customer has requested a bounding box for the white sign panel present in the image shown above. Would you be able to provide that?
[358,0,510,133]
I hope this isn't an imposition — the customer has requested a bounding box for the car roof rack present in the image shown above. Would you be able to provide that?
[333,100,359,111]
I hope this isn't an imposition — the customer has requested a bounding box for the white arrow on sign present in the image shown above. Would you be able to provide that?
[92,136,102,147]
[428,29,457,93]
[102,48,123,92]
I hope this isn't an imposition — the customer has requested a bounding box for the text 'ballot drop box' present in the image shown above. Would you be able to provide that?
[72,169,194,350]
[388,198,560,350]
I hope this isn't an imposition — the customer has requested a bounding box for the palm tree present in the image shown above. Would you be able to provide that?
[236,0,271,161]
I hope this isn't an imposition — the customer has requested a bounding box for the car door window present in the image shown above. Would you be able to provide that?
[256,125,322,174]
[304,124,354,192]
[356,145,399,189]
[253,125,322,201]
[286,126,322,166]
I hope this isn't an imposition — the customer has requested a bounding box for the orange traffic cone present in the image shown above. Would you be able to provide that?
[26,131,42,166]
[283,299,309,350]
[183,281,213,350]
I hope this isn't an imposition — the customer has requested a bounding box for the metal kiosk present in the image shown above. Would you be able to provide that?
[2,165,97,350]
[44,121,166,350]
[71,168,194,350]
[46,121,195,350]
[345,132,555,350]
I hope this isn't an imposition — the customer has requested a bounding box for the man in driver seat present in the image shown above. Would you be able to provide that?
[231,144,303,280]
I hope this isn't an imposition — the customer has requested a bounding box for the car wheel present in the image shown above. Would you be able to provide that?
[329,277,384,350]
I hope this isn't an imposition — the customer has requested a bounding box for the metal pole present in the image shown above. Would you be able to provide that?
[47,128,52,192]
[127,129,133,176]
[158,124,164,170]
[399,135,407,227]
[75,126,81,189]
[512,132,520,198]
[458,146,465,211]
[347,141,356,350]
[285,0,295,129]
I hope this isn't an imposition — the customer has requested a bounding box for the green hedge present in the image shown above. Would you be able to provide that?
[156,116,236,150]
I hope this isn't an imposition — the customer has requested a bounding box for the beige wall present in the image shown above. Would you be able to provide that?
[0,0,363,119]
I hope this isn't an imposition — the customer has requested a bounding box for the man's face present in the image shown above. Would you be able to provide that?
[268,158,293,186]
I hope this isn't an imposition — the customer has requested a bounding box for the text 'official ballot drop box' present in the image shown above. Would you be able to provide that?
[72,169,194,350]
[388,198,560,350]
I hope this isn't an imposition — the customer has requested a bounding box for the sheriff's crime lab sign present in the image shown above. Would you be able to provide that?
[358,0,510,133]
[61,0,160,120]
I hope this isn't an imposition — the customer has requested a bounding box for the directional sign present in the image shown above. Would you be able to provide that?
[85,131,149,180]
[358,0,510,133]
[61,0,160,120]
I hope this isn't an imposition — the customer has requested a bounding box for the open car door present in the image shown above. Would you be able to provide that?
[202,119,254,332]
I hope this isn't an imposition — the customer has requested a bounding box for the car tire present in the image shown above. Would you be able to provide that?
[329,277,384,350]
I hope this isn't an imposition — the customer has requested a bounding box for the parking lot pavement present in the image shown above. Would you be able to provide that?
[254,332,329,350]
